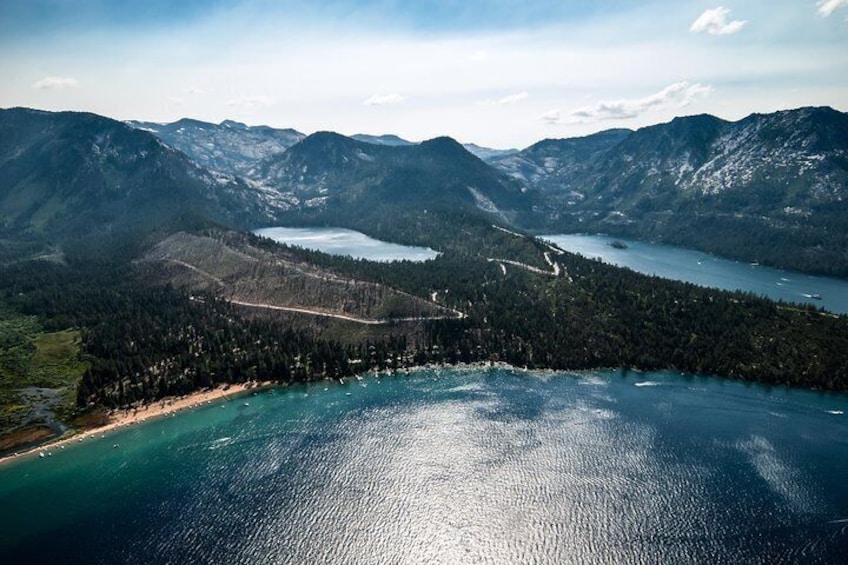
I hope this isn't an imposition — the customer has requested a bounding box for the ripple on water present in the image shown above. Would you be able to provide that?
[2,368,848,563]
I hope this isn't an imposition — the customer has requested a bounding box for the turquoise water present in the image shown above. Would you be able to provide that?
[544,233,848,315]
[3,367,848,563]
[253,226,439,262]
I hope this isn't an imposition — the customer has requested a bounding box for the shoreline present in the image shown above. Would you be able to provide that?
[0,381,273,466]
[3,361,843,467]
[0,362,505,466]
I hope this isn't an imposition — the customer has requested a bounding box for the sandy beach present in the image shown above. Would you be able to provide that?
[0,381,273,466]
[0,363,504,467]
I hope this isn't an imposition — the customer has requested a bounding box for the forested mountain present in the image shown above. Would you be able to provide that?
[500,107,847,210]
[350,133,517,161]
[493,106,848,275]
[0,108,289,256]
[121,106,848,275]
[4,105,847,271]
[491,128,632,201]
[251,132,536,234]
[127,118,305,177]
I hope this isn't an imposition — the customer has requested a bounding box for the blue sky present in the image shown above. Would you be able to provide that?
[2,0,847,147]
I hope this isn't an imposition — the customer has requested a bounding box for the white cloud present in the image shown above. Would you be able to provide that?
[6,1,843,148]
[362,93,406,106]
[690,7,747,35]
[540,109,563,125]
[566,82,713,123]
[817,0,848,16]
[31,76,79,90]
[479,91,529,106]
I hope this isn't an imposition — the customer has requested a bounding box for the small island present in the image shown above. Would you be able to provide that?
[608,240,629,250]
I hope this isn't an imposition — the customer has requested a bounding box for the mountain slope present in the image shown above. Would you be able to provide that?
[462,143,519,162]
[491,128,632,198]
[0,108,282,254]
[350,134,517,162]
[351,133,414,146]
[581,108,847,209]
[128,118,305,177]
[253,132,535,238]
[141,229,457,322]
[494,107,848,275]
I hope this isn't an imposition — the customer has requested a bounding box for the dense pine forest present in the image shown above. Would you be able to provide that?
[277,223,848,390]
[2,217,846,434]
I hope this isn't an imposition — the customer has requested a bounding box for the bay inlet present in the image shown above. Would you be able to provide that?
[544,233,848,315]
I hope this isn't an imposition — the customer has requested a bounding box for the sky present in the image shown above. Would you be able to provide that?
[1,0,847,148]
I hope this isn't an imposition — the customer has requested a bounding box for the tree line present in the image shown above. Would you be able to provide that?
[1,220,846,417]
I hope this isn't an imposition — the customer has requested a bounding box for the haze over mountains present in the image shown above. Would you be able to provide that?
[2,105,847,274]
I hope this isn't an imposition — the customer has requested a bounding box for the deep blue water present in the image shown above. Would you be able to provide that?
[253,226,439,262]
[544,233,848,315]
[2,367,848,563]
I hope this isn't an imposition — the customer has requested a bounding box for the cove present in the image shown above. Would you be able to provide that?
[544,233,848,315]
[2,366,847,563]
[254,226,439,262]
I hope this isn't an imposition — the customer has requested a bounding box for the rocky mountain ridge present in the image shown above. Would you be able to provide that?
[0,108,290,253]
[489,106,848,274]
[127,117,306,178]
[4,104,848,274]
[250,132,534,234]
[494,107,848,215]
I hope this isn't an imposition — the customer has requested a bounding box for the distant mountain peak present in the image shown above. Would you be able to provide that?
[419,136,470,156]
[126,117,305,178]
[351,133,414,146]
[220,119,249,129]
[303,130,356,143]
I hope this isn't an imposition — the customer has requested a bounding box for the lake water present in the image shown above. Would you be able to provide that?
[3,366,847,563]
[544,233,848,315]
[254,226,439,262]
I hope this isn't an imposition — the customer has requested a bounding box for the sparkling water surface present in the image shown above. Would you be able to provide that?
[2,367,848,563]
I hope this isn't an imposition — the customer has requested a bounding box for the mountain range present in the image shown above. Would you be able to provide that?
[3,105,848,275]
[127,118,306,178]
[0,108,281,256]
[493,106,848,274]
[248,131,533,235]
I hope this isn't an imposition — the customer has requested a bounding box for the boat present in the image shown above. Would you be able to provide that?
[802,293,822,300]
